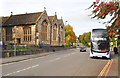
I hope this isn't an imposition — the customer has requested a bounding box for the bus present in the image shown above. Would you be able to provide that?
[90,28,110,59]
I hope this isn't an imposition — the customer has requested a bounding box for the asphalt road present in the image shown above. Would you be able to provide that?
[1,48,118,77]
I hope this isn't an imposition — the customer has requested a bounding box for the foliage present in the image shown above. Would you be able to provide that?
[65,24,77,46]
[78,32,91,47]
[88,0,120,37]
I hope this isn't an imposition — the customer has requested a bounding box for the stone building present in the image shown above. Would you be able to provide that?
[1,10,65,46]
[57,18,65,46]
[49,14,59,46]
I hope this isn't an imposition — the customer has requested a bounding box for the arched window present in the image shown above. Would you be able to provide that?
[41,20,48,41]
[53,24,57,41]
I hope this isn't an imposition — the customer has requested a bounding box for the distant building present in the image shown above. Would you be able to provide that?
[1,10,65,46]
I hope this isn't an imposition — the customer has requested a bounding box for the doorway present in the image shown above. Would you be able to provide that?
[17,38,21,44]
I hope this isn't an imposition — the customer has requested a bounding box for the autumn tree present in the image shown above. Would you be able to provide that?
[65,24,77,46]
[88,0,120,37]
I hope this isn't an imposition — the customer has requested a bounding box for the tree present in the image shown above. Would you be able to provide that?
[65,24,77,46]
[88,0,119,37]
[78,32,91,47]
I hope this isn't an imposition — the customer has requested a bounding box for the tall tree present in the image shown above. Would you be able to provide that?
[65,24,77,46]
[78,32,91,47]
[88,0,119,37]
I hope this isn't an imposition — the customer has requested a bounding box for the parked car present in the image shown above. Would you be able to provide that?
[80,46,86,52]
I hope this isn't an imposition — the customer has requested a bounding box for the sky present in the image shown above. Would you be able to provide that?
[1,0,108,36]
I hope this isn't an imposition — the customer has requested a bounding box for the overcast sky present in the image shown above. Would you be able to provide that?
[1,0,108,36]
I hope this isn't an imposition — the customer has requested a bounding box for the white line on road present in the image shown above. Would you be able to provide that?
[47,52,77,63]
[4,64,39,76]
[0,54,51,67]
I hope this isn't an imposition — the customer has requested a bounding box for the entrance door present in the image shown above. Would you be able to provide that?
[17,38,21,44]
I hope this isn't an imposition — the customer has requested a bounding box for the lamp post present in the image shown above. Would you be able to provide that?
[65,21,68,26]
[13,26,17,56]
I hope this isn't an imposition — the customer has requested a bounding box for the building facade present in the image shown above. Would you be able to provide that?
[1,10,65,46]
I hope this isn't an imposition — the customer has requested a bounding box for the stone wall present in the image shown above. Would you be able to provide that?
[2,46,73,58]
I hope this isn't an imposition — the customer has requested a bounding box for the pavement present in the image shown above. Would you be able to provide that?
[0,51,54,65]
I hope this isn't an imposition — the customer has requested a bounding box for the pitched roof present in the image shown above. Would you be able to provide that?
[0,17,9,24]
[48,16,54,22]
[3,12,43,26]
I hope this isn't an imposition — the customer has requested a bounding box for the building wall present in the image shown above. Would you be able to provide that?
[13,26,23,44]
[36,11,51,45]
[51,16,59,46]
[59,23,65,46]
[2,25,36,45]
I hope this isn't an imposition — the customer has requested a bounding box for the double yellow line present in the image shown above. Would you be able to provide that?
[97,59,113,78]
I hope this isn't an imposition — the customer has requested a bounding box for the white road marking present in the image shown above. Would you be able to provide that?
[4,64,39,76]
[48,52,77,62]
[0,54,51,66]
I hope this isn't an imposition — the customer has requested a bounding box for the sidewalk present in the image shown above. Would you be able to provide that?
[0,47,73,65]
[0,52,53,64]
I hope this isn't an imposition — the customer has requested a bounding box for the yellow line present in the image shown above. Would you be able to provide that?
[104,59,113,76]
[97,59,113,78]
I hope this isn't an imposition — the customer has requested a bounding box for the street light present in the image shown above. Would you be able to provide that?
[13,26,17,56]
[65,21,68,26]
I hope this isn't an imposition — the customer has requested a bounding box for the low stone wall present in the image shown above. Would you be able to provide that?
[2,46,73,58]
[41,46,72,52]
[2,49,43,58]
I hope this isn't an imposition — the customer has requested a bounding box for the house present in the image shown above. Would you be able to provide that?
[1,10,65,46]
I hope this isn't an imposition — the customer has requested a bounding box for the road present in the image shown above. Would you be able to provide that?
[1,48,118,77]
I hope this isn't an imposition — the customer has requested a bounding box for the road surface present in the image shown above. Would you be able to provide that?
[1,48,118,77]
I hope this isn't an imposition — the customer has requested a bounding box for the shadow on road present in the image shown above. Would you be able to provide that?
[110,53,118,59]
[90,57,110,60]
